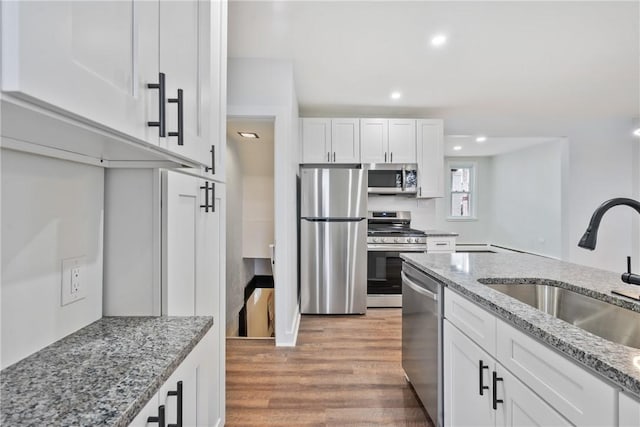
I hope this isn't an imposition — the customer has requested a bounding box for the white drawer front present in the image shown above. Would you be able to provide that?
[427,237,455,253]
[444,288,496,357]
[496,319,616,427]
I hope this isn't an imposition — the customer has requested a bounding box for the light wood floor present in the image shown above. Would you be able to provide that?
[226,308,433,427]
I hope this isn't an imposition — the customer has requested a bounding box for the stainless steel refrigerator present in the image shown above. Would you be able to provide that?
[300,167,367,314]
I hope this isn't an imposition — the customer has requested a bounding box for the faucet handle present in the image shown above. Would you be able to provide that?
[622,256,640,286]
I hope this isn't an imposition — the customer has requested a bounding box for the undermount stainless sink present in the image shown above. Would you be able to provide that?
[479,280,640,349]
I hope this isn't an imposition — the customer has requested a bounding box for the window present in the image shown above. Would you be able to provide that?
[448,163,476,219]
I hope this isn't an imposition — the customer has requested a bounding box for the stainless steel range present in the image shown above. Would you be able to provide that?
[367,211,427,307]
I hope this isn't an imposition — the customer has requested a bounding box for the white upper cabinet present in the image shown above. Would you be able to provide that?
[158,0,211,165]
[388,119,417,163]
[1,0,222,168]
[301,118,360,164]
[360,119,388,163]
[301,119,331,163]
[360,119,416,164]
[416,119,444,198]
[1,0,159,145]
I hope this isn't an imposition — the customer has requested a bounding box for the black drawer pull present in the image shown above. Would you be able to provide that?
[147,72,166,137]
[492,371,504,410]
[167,381,183,427]
[147,405,165,427]
[478,360,489,396]
[168,89,184,146]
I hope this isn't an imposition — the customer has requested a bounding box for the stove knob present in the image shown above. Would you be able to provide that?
[394,238,400,243]
[374,237,380,243]
[408,238,415,243]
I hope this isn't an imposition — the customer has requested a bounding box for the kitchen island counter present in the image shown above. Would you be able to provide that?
[402,252,640,398]
[0,316,213,426]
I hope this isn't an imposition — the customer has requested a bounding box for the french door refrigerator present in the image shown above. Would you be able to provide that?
[300,167,367,314]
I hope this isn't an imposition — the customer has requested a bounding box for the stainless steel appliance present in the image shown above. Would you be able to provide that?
[367,211,427,307]
[300,167,367,314]
[402,261,443,427]
[367,164,417,195]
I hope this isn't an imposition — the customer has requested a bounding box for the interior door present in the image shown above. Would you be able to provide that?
[159,0,210,163]
[163,171,198,316]
[1,0,159,144]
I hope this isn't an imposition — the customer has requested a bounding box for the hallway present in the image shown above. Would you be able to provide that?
[226,308,433,426]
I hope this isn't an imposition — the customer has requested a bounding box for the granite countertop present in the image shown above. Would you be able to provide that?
[0,316,213,427]
[422,230,459,237]
[401,252,640,398]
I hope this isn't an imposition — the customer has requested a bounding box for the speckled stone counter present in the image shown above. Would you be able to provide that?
[0,316,213,427]
[422,230,459,237]
[401,252,640,398]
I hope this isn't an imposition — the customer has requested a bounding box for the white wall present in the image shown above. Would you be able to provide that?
[490,141,564,257]
[1,150,104,368]
[227,58,300,346]
[445,116,637,273]
[242,176,274,258]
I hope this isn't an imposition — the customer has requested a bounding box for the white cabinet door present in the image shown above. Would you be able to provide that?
[620,392,640,427]
[163,171,200,316]
[331,118,360,163]
[444,320,495,427]
[158,329,214,427]
[301,118,331,163]
[416,119,444,198]
[128,392,160,427]
[1,1,159,145]
[159,0,211,164]
[360,119,388,163]
[388,119,416,163]
[496,367,571,427]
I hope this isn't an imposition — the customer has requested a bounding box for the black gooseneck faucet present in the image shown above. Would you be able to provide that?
[578,197,640,286]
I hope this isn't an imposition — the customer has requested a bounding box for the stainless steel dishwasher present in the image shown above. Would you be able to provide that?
[402,261,443,427]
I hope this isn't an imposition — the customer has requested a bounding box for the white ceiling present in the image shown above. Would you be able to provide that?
[227,118,275,176]
[228,1,640,145]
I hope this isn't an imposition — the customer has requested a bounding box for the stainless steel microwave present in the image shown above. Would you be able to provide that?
[366,164,417,195]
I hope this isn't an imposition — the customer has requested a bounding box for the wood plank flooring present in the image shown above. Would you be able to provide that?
[226,308,433,427]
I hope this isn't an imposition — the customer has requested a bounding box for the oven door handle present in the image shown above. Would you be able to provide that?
[401,271,438,301]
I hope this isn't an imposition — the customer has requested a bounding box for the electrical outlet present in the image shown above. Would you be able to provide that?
[61,257,87,306]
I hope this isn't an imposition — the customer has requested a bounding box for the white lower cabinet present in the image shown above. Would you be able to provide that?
[444,320,570,427]
[444,288,618,427]
[426,236,456,253]
[129,329,215,427]
[620,392,640,427]
[129,392,160,427]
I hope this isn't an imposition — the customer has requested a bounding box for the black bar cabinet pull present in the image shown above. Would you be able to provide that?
[384,152,387,163]
[390,152,393,163]
[333,152,336,162]
[205,145,215,174]
[167,381,183,427]
[327,152,330,162]
[200,182,211,212]
[147,405,165,427]
[200,182,215,213]
[492,371,504,410]
[168,89,184,145]
[147,72,166,137]
[478,360,489,396]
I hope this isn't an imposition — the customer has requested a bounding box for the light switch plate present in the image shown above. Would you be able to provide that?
[61,257,87,306]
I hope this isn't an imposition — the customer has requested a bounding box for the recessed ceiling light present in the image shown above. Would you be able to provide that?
[238,132,259,139]
[390,91,402,100]
[453,145,462,151]
[634,128,640,137]
[431,34,447,47]
[476,136,487,143]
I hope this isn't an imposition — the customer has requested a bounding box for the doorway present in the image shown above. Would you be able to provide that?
[225,117,275,338]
